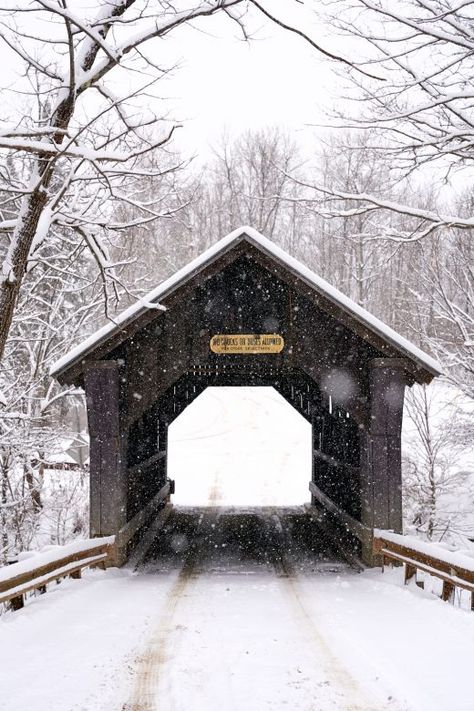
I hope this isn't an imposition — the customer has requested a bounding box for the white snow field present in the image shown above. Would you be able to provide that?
[1,388,474,711]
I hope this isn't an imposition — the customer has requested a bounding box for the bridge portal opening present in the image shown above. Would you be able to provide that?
[154,385,330,570]
[168,386,312,507]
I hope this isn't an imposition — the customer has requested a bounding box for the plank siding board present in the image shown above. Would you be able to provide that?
[84,364,126,537]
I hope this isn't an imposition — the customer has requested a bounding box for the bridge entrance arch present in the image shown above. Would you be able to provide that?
[167,385,312,507]
[51,227,441,564]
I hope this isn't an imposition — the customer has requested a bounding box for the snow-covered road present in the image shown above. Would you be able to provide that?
[127,563,381,709]
[2,515,474,711]
[1,388,474,711]
[125,506,390,711]
[122,503,474,711]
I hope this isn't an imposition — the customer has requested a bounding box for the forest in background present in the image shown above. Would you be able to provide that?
[0,1,473,560]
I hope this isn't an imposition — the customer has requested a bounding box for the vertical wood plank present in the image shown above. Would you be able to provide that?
[360,359,407,566]
[442,580,455,603]
[9,595,24,611]
[404,563,417,585]
[84,362,126,539]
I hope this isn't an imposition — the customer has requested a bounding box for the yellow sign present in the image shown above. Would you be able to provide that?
[210,334,284,354]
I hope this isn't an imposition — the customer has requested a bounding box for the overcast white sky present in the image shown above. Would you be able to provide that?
[144,3,342,158]
[0,2,349,162]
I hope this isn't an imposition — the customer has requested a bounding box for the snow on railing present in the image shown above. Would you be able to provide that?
[0,536,115,612]
[373,530,474,610]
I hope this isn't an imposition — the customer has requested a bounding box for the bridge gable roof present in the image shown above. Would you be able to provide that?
[51,225,442,383]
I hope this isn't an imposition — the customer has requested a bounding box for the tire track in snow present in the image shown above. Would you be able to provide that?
[279,570,378,711]
[268,512,386,711]
[208,470,223,506]
[126,503,393,710]
[124,540,198,711]
[125,480,223,710]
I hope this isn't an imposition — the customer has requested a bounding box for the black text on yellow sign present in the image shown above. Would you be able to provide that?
[210,334,284,354]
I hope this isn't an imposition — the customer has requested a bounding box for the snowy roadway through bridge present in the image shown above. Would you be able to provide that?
[1,388,474,710]
[2,501,474,711]
[124,504,379,711]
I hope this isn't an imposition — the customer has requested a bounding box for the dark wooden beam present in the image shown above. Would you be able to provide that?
[84,361,127,536]
[359,358,407,563]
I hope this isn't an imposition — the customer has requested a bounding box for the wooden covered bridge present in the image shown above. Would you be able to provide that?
[51,226,441,565]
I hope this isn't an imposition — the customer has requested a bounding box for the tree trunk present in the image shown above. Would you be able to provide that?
[0,186,50,361]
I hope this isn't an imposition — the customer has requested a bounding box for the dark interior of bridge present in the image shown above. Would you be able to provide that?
[125,384,363,571]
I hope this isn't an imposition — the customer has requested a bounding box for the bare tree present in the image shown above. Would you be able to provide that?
[0,222,99,560]
[312,130,398,308]
[286,2,474,398]
[417,225,474,399]
[319,0,474,238]
[403,383,472,544]
[110,127,309,288]
[209,128,303,240]
[0,0,365,363]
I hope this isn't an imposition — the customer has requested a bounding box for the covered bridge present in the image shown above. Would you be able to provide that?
[51,227,441,564]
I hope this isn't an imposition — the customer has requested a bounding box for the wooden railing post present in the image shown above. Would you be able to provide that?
[404,563,417,585]
[9,595,24,611]
[442,580,455,604]
[0,537,114,612]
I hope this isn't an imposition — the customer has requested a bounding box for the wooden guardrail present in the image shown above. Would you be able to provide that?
[115,480,172,565]
[0,536,115,612]
[309,481,372,549]
[374,530,474,610]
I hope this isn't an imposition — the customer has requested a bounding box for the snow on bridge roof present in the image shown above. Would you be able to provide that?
[50,226,442,379]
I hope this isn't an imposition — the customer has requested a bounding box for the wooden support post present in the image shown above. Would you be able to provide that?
[360,359,408,565]
[404,563,417,584]
[70,569,82,580]
[382,553,397,573]
[84,362,127,539]
[9,595,24,611]
[442,580,455,603]
[471,592,474,612]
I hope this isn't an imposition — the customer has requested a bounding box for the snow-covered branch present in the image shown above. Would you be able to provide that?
[0,0,360,364]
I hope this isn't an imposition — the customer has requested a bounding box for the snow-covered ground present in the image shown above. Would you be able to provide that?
[1,526,474,711]
[2,386,474,711]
